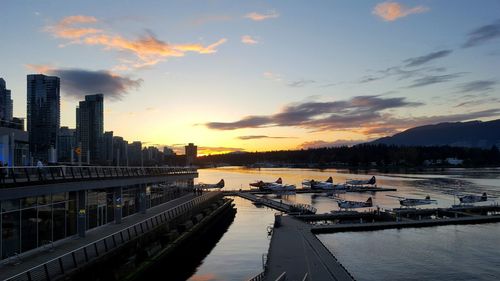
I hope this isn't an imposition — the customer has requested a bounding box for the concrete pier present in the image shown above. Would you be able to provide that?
[264,216,354,281]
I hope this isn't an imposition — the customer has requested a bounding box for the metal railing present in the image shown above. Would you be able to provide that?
[0,166,197,187]
[4,191,221,281]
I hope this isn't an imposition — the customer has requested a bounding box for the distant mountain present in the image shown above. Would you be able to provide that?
[371,119,500,148]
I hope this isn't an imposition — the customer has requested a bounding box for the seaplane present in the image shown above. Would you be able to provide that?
[250,178,283,191]
[458,192,489,204]
[387,195,437,207]
[196,179,225,189]
[302,177,347,190]
[345,176,377,187]
[336,197,373,209]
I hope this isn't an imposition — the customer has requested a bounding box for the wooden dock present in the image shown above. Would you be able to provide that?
[312,214,500,233]
[236,192,317,214]
[264,216,355,281]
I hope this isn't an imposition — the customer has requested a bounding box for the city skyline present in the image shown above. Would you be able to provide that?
[1,1,500,155]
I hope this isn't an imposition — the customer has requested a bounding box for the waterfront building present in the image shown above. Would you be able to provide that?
[0,168,197,260]
[128,141,142,166]
[0,126,29,166]
[103,131,114,165]
[58,127,76,163]
[0,78,13,124]
[27,74,60,163]
[163,146,174,156]
[113,136,128,166]
[76,94,104,164]
[185,143,197,166]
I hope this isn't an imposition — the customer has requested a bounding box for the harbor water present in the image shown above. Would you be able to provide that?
[183,167,500,280]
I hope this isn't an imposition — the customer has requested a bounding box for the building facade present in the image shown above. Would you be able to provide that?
[112,136,128,166]
[0,78,13,124]
[128,141,142,166]
[58,127,76,163]
[76,94,104,164]
[103,131,114,165]
[27,74,60,163]
[185,143,197,166]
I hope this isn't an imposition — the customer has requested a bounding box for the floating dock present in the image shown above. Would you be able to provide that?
[236,192,316,214]
[264,216,354,281]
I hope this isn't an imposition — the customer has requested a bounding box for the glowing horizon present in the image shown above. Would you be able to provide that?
[1,1,499,153]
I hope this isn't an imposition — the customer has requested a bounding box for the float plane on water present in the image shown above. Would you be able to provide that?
[250,178,295,192]
[345,176,377,186]
[387,195,437,207]
[458,192,488,204]
[303,177,347,190]
[250,178,282,191]
[196,179,225,189]
[337,197,373,209]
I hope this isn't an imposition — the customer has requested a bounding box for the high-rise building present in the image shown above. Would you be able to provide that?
[0,78,14,125]
[103,131,114,165]
[58,126,76,163]
[27,74,60,163]
[76,94,104,164]
[113,136,128,166]
[128,141,142,166]
[185,143,197,166]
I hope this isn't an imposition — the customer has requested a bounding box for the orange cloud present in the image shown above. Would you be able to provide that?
[45,15,227,67]
[45,15,102,39]
[245,11,279,21]
[373,2,429,21]
[241,35,258,45]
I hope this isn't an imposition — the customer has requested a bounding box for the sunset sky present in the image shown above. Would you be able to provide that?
[1,1,500,155]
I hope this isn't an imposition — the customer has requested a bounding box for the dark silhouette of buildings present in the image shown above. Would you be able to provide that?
[185,143,197,166]
[128,141,142,166]
[0,78,13,123]
[76,94,104,164]
[58,126,76,162]
[113,136,128,166]
[27,74,60,163]
[103,131,114,165]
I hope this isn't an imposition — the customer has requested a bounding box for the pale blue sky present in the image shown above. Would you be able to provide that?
[1,0,499,153]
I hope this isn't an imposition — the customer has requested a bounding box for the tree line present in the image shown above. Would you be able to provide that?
[193,144,500,168]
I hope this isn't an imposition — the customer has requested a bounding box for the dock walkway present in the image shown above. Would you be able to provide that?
[264,216,354,281]
[236,192,316,214]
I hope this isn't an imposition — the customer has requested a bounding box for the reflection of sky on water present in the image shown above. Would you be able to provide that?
[198,167,500,213]
[318,224,500,281]
[193,167,500,280]
[187,196,275,281]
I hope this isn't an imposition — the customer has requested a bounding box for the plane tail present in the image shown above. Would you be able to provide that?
[368,176,376,185]
[481,192,487,201]
[276,177,282,184]
[218,179,225,188]
[326,176,333,183]
[366,197,373,206]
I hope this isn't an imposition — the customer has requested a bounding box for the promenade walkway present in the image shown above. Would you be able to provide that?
[0,192,220,281]
[265,216,354,281]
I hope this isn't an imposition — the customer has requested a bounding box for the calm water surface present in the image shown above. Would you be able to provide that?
[185,167,500,280]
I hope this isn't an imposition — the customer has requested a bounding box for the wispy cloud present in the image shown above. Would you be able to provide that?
[457,80,497,93]
[373,2,429,22]
[404,50,453,67]
[237,135,294,140]
[241,35,258,45]
[288,79,316,88]
[263,71,283,82]
[407,73,465,88]
[190,15,232,26]
[245,11,279,21]
[206,95,500,136]
[463,19,500,48]
[45,15,227,68]
[26,65,142,100]
[206,95,422,132]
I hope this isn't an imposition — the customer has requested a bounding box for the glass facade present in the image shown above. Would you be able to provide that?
[0,179,191,260]
[1,193,76,259]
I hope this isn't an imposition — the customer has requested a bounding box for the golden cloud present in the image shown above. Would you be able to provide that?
[245,11,279,21]
[45,15,227,67]
[373,2,429,21]
[241,35,258,45]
